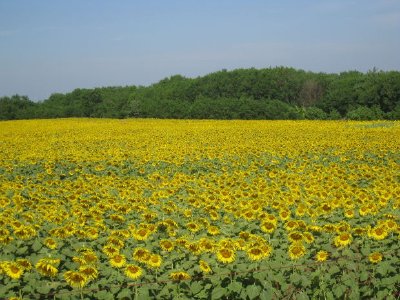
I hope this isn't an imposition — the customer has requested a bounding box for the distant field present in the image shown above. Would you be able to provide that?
[0,119,399,299]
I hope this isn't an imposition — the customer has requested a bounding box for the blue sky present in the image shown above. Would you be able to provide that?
[1,0,400,101]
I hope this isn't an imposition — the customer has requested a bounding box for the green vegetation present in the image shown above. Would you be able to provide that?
[1,67,400,120]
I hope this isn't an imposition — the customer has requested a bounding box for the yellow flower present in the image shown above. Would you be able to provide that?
[147,254,162,269]
[133,228,151,241]
[4,262,24,279]
[16,259,32,271]
[368,252,383,264]
[35,258,60,277]
[216,248,236,264]
[44,237,57,249]
[64,270,88,288]
[315,250,329,262]
[207,225,220,235]
[368,226,388,240]
[159,239,174,252]
[79,265,98,281]
[247,246,265,261]
[133,247,151,263]
[125,264,143,280]
[288,243,306,260]
[288,231,303,243]
[334,232,352,248]
[169,271,191,281]
[260,221,276,234]
[186,221,201,233]
[103,244,120,257]
[199,260,212,274]
[109,254,126,268]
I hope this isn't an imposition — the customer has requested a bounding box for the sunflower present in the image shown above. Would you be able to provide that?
[260,243,273,258]
[288,243,306,260]
[216,248,236,264]
[199,238,216,253]
[344,209,355,218]
[159,239,174,252]
[79,265,98,281]
[199,260,212,274]
[4,262,24,279]
[247,246,264,261]
[207,225,220,236]
[125,264,143,280]
[107,236,124,249]
[279,210,291,221]
[315,250,329,262]
[368,252,383,264]
[35,258,60,277]
[147,254,162,269]
[43,237,57,249]
[260,221,276,234]
[133,228,151,241]
[334,232,352,248]
[103,244,120,257]
[169,271,191,281]
[81,251,98,264]
[184,241,200,255]
[288,231,303,243]
[384,219,398,232]
[16,259,32,271]
[368,226,388,240]
[186,222,201,233]
[64,270,88,289]
[14,226,36,240]
[109,254,126,268]
[285,220,298,231]
[302,232,315,244]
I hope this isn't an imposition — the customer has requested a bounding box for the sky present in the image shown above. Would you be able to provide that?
[1,0,400,101]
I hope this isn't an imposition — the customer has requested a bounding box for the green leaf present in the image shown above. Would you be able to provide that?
[296,291,310,300]
[359,271,369,281]
[32,239,43,252]
[211,286,226,300]
[36,284,51,294]
[227,281,242,293]
[16,246,28,255]
[191,282,203,295]
[94,290,114,300]
[333,284,346,298]
[381,275,399,286]
[259,288,274,300]
[376,263,389,276]
[246,285,261,300]
[117,288,132,299]
[329,265,341,275]
[289,272,302,284]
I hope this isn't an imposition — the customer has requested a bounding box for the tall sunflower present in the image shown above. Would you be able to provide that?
[125,264,143,280]
[64,270,88,289]
[216,248,236,264]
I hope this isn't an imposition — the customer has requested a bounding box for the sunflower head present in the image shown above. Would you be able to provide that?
[125,264,143,280]
[315,250,329,262]
[288,243,306,260]
[169,271,191,282]
[216,248,236,264]
[368,252,383,264]
[199,260,212,274]
[64,270,88,289]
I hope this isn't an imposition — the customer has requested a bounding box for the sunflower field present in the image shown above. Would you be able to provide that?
[0,119,399,299]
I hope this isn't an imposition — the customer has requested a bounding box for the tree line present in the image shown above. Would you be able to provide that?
[1,67,400,120]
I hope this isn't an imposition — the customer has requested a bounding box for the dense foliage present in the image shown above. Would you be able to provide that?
[0,119,399,299]
[1,67,400,120]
